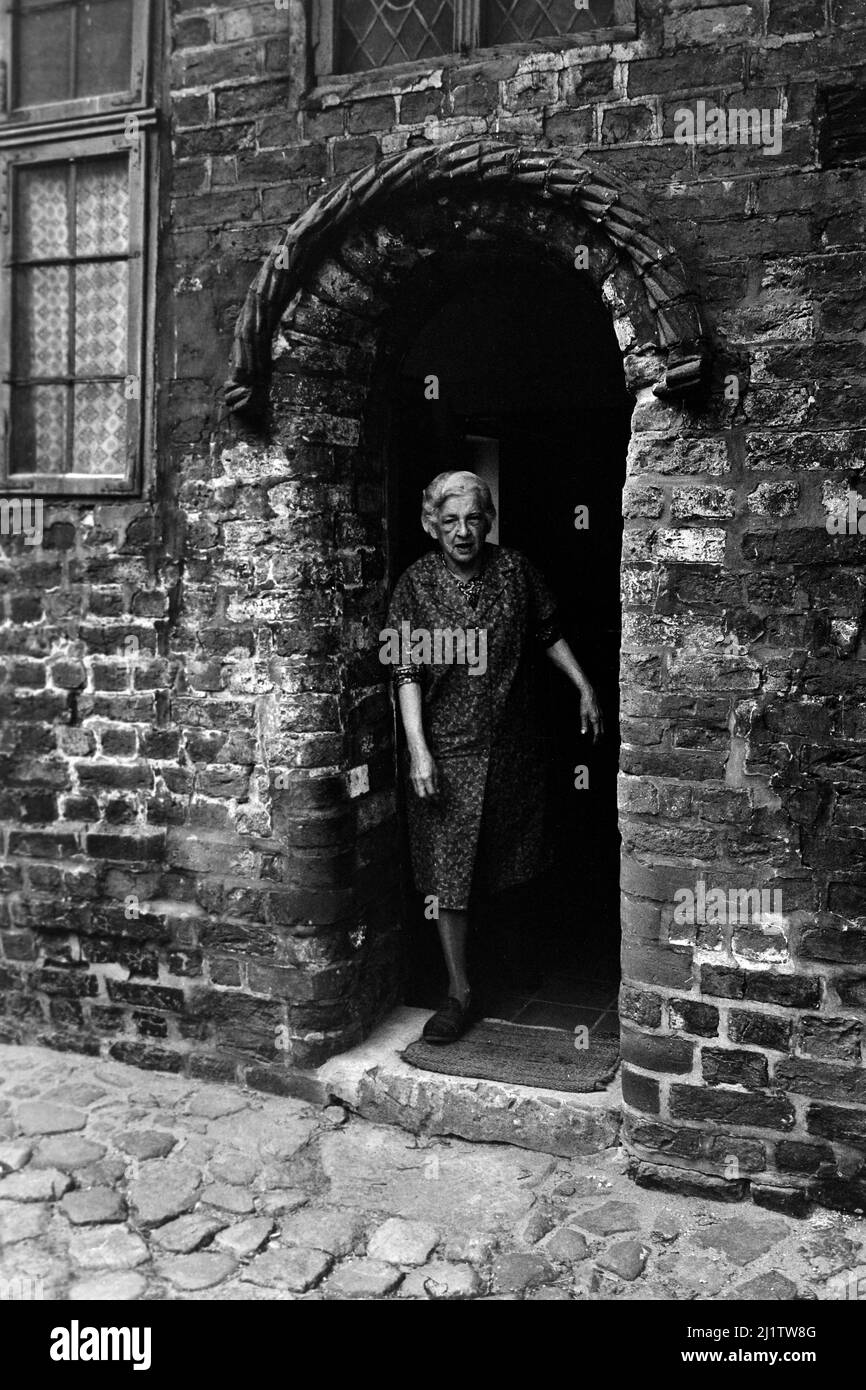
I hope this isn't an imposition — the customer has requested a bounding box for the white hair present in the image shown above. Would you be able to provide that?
[421,470,496,537]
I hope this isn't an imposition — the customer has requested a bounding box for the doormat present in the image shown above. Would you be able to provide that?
[402,1019,620,1093]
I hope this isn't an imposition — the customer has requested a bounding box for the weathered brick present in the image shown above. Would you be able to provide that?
[774,1057,866,1104]
[701,1047,769,1089]
[799,920,866,965]
[625,1117,702,1160]
[208,959,243,988]
[331,137,380,175]
[700,966,822,1009]
[618,986,663,1029]
[84,832,166,862]
[399,90,443,124]
[345,98,395,134]
[621,1066,660,1115]
[797,1015,862,1062]
[806,1103,866,1146]
[621,1027,694,1074]
[627,52,743,97]
[836,976,866,1010]
[669,999,720,1037]
[30,969,98,998]
[728,1009,793,1052]
[768,0,825,34]
[622,943,694,990]
[105,982,185,1011]
[108,1042,185,1072]
[704,1135,767,1173]
[669,1086,796,1131]
[775,1139,834,1174]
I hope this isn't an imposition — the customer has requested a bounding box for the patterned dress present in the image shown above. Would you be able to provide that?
[385,544,562,911]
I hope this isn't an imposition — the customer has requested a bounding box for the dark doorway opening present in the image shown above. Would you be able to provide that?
[386,255,631,1038]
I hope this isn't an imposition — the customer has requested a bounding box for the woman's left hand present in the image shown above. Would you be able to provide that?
[579,685,603,743]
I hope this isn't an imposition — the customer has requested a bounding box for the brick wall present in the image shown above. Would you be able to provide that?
[2,0,866,1207]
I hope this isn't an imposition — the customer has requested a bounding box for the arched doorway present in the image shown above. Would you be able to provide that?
[224,139,709,1075]
[380,250,630,1036]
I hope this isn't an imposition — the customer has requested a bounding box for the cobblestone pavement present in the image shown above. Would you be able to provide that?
[1,1045,864,1302]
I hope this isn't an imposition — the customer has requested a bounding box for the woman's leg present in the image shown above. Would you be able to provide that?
[436,908,470,1004]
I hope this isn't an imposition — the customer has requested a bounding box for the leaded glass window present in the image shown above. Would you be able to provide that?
[337,0,455,72]
[485,0,615,45]
[317,0,632,76]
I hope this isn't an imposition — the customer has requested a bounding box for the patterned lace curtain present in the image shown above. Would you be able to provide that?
[13,155,129,475]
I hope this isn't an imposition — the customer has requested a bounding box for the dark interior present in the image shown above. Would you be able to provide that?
[386,257,631,1037]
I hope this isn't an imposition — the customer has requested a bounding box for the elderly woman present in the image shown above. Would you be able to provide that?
[385,470,602,1044]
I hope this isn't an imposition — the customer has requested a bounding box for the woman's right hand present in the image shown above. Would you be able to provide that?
[409,745,439,800]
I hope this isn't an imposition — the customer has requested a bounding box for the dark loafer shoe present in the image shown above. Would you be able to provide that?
[422,995,473,1045]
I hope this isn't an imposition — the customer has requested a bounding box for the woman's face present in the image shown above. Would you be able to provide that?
[433,492,488,566]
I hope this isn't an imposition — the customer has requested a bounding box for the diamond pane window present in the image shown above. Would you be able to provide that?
[12,0,136,112]
[484,0,615,44]
[9,153,133,478]
[320,2,635,77]
[337,0,455,73]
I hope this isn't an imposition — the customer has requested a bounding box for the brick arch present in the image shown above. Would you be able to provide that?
[225,138,709,424]
[218,145,726,1144]
[216,150,714,1074]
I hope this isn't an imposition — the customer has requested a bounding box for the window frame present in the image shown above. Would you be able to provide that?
[0,128,151,496]
[0,0,152,128]
[0,0,157,497]
[312,0,637,82]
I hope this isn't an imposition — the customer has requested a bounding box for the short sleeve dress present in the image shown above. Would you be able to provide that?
[385,543,562,912]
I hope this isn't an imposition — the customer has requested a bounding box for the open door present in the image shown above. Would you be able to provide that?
[387,256,630,1046]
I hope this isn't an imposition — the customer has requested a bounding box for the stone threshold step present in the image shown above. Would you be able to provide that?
[308,1007,622,1159]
